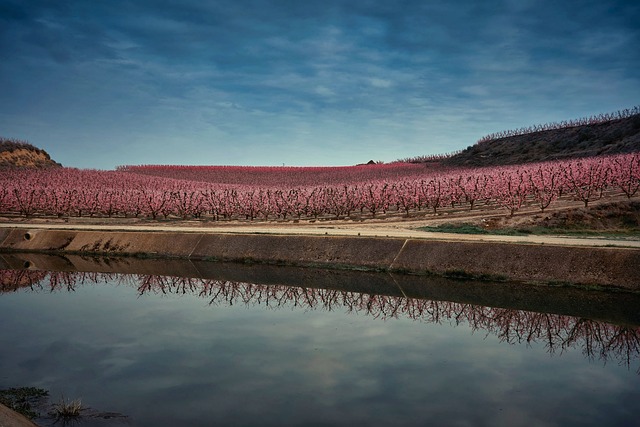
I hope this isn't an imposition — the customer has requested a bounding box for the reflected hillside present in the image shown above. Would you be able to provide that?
[2,267,639,374]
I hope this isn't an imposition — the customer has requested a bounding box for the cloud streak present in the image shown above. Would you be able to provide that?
[0,0,638,168]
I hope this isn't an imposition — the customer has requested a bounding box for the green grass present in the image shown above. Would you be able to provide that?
[418,223,640,238]
[418,224,530,236]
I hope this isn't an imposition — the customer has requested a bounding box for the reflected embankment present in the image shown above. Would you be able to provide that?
[2,253,639,374]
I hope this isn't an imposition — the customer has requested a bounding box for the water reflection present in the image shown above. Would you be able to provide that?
[2,267,639,374]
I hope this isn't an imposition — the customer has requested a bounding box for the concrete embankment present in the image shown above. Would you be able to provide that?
[0,227,639,290]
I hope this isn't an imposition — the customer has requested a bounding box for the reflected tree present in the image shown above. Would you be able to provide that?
[2,268,639,373]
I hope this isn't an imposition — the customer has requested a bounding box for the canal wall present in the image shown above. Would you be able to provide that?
[0,227,639,290]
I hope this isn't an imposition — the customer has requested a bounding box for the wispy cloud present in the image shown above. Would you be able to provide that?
[0,0,638,168]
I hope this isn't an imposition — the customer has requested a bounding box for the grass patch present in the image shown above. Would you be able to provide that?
[50,395,84,420]
[0,387,48,419]
[418,224,532,236]
[418,223,640,238]
[1,386,129,422]
[419,224,489,235]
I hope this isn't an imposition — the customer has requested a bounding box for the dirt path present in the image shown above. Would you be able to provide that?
[1,221,639,248]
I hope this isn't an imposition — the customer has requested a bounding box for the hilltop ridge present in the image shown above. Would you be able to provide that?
[442,111,640,167]
[0,138,61,169]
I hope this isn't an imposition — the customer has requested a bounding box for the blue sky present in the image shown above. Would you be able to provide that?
[1,0,639,169]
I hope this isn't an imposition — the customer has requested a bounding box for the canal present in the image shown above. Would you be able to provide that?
[1,255,638,426]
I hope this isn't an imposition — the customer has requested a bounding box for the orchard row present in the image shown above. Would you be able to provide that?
[116,162,432,187]
[1,153,638,220]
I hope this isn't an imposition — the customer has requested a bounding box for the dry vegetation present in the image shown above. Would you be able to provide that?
[0,138,61,169]
[444,113,640,167]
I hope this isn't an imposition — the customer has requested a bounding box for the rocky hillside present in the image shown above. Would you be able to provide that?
[0,138,61,169]
[443,112,640,167]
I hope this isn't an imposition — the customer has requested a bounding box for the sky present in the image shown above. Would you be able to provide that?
[1,0,639,170]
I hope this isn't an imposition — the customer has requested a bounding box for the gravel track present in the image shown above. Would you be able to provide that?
[1,220,639,248]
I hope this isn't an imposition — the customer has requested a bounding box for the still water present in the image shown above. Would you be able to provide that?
[0,257,638,427]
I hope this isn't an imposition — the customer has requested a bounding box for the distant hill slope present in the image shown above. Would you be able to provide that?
[443,112,640,167]
[0,138,61,169]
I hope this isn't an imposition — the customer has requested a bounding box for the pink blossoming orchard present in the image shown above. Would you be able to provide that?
[1,153,638,221]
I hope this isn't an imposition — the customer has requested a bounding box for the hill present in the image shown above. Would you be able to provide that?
[0,138,61,169]
[442,110,640,167]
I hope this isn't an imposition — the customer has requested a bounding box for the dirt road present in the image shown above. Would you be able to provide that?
[1,220,639,248]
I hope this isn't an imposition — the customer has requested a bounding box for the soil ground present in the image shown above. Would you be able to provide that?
[0,403,37,427]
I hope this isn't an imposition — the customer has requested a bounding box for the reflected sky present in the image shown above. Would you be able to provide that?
[0,269,638,427]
